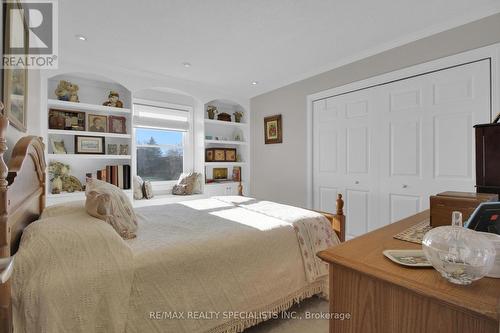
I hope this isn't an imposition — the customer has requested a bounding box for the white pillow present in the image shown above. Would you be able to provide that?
[133,175,144,200]
[85,178,138,239]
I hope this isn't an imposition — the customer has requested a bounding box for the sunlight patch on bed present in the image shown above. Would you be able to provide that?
[180,198,234,211]
[209,207,291,231]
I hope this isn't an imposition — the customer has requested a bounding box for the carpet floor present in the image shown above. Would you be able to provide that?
[245,296,328,333]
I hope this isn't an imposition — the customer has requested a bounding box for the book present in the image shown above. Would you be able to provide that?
[112,165,118,186]
[118,165,124,189]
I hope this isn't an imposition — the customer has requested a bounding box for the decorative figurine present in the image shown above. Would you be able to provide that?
[207,106,218,119]
[103,91,124,108]
[54,80,80,102]
[233,111,243,123]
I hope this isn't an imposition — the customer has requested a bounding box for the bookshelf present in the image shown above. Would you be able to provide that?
[203,100,250,196]
[45,73,133,205]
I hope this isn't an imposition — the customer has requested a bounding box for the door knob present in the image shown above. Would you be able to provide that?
[402,184,408,188]
[355,181,360,184]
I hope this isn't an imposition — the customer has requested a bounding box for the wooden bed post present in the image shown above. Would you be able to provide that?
[313,193,346,242]
[335,194,345,242]
[0,113,12,333]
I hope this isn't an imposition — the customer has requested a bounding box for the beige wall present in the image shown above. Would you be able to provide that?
[250,13,500,207]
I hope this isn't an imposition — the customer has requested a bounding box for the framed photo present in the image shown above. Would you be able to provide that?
[2,0,29,132]
[205,148,214,162]
[225,148,237,162]
[49,109,85,131]
[75,135,105,154]
[88,114,107,132]
[108,115,127,134]
[213,168,228,180]
[264,114,282,144]
[119,144,129,155]
[232,166,241,182]
[107,144,117,155]
[50,138,67,154]
[213,149,225,161]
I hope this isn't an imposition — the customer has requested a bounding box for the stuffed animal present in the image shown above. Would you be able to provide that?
[103,91,123,108]
[55,80,80,102]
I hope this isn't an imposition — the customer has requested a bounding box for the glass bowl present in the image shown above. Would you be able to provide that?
[422,224,496,285]
[478,232,500,278]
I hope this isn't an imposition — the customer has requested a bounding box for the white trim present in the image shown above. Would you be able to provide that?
[306,43,500,209]
[133,98,193,112]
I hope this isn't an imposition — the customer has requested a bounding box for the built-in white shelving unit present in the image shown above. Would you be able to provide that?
[203,100,250,196]
[48,99,131,114]
[45,73,133,205]
[47,129,131,138]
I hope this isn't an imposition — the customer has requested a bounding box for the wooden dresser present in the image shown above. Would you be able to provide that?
[318,211,500,333]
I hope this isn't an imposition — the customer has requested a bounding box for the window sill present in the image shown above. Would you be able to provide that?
[133,193,207,208]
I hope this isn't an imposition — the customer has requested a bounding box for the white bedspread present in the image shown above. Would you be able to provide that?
[12,209,134,333]
[13,197,339,333]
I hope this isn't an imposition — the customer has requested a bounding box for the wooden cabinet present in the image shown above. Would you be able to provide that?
[318,211,500,333]
[475,123,500,196]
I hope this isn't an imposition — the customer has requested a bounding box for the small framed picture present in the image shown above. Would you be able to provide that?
[107,144,118,155]
[225,148,237,162]
[49,109,85,131]
[75,135,105,154]
[213,168,228,180]
[109,115,127,134]
[119,144,129,155]
[50,138,67,154]
[205,148,214,162]
[213,149,226,161]
[88,114,107,132]
[232,166,241,182]
[264,114,282,144]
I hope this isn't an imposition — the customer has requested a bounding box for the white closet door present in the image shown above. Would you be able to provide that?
[313,59,491,239]
[313,89,379,239]
[378,60,491,224]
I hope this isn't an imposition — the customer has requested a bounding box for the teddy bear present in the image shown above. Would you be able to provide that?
[102,91,123,108]
[55,80,80,102]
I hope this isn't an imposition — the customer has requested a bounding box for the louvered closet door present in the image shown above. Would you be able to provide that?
[313,59,491,239]
[313,89,380,239]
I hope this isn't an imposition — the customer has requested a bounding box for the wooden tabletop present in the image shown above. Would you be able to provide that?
[318,210,500,321]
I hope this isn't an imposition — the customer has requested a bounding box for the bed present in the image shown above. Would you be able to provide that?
[0,116,345,333]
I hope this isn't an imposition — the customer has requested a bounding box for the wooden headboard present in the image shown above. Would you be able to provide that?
[0,114,46,333]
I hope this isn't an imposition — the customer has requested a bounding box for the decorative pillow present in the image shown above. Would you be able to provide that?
[172,183,193,195]
[133,176,144,200]
[85,178,138,239]
[173,172,197,195]
[143,180,154,199]
[192,173,203,194]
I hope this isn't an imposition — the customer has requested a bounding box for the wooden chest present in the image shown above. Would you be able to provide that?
[430,191,498,227]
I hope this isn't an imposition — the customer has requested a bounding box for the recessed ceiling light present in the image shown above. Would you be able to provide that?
[251,81,258,85]
[75,34,87,41]
[182,62,192,68]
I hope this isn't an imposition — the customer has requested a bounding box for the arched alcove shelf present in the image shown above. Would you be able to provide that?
[203,99,250,196]
[45,72,133,205]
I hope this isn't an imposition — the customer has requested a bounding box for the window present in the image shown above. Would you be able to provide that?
[133,100,193,184]
[136,128,184,181]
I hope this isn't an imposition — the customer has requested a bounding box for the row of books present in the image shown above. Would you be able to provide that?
[86,165,131,189]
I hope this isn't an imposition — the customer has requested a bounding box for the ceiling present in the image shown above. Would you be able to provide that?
[59,0,500,99]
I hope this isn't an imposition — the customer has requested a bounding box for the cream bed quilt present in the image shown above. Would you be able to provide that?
[12,197,339,333]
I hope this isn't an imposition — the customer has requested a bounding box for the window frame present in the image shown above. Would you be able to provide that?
[133,99,194,189]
